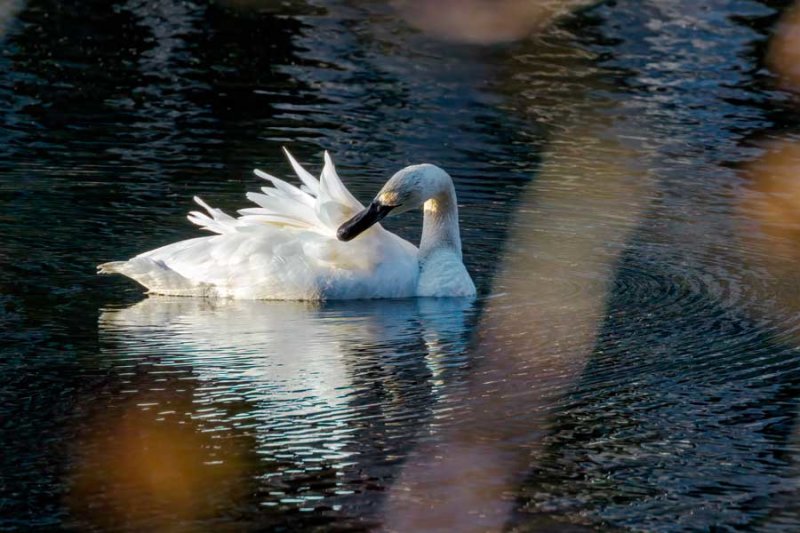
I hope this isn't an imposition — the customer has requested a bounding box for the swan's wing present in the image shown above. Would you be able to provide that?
[188,150,364,236]
[283,147,320,197]
[187,197,238,234]
[101,151,412,297]
[316,151,365,228]
[239,168,319,229]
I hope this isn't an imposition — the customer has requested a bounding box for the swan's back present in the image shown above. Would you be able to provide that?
[99,151,419,300]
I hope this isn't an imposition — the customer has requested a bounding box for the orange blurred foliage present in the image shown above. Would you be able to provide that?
[768,2,800,92]
[66,392,254,531]
[393,0,593,44]
[740,138,800,265]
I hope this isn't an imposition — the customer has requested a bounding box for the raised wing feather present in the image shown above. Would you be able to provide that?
[316,151,364,228]
[283,147,320,197]
[187,196,237,234]
[186,149,361,236]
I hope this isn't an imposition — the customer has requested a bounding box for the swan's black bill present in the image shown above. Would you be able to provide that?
[337,202,395,242]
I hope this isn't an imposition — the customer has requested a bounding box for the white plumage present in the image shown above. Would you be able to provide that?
[98,149,475,300]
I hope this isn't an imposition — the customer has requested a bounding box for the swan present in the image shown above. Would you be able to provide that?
[98,150,476,300]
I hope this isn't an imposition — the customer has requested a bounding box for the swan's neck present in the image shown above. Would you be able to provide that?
[419,182,462,261]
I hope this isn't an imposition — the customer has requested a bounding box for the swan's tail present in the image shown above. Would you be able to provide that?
[97,258,208,296]
[97,261,126,275]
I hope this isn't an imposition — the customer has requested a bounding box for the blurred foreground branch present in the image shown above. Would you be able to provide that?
[384,121,653,531]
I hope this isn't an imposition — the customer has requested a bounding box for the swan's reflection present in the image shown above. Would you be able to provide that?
[82,296,474,526]
[100,296,475,445]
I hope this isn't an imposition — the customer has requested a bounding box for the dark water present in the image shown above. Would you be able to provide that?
[3,0,800,531]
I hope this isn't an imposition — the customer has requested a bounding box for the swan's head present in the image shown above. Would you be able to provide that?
[337,164,452,242]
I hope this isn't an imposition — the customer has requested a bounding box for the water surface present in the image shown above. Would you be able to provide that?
[2,0,800,530]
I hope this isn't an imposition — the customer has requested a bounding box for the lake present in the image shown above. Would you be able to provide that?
[2,0,800,531]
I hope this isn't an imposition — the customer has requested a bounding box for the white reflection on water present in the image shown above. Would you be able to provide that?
[98,296,475,467]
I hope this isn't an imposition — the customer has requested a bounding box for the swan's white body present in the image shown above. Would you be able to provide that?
[99,151,475,300]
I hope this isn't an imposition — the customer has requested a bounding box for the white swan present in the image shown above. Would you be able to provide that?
[98,150,476,300]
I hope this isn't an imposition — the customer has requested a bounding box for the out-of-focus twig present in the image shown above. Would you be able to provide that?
[768,1,800,93]
[383,121,653,531]
[392,0,596,44]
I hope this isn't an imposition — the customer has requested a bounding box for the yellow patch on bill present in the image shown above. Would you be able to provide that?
[378,192,400,206]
